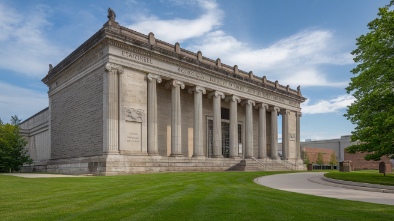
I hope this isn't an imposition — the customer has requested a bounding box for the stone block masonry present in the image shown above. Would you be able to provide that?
[51,68,103,159]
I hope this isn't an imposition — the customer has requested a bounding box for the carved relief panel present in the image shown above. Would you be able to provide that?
[122,107,144,152]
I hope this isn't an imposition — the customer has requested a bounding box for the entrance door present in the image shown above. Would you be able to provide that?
[207,119,242,158]
[221,122,230,158]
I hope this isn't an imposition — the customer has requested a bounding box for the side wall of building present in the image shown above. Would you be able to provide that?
[20,108,50,162]
[301,139,344,162]
[344,151,392,170]
[50,67,104,159]
[303,147,335,164]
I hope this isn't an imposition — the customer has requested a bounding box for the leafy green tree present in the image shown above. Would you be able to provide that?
[0,116,32,172]
[303,151,310,164]
[329,153,337,170]
[316,152,324,169]
[345,1,394,161]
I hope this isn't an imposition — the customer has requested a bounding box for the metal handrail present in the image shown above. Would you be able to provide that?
[270,157,296,170]
[282,160,296,170]
[250,157,266,171]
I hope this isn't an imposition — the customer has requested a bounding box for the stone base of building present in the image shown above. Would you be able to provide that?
[22,155,305,175]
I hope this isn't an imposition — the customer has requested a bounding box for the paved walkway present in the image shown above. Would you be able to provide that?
[1,173,88,178]
[255,172,394,205]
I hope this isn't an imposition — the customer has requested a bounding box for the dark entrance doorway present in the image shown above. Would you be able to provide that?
[207,119,241,158]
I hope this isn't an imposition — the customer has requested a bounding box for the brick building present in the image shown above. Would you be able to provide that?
[303,147,335,165]
[300,136,393,170]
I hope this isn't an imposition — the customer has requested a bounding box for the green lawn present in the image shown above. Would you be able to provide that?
[1,171,394,221]
[325,170,394,186]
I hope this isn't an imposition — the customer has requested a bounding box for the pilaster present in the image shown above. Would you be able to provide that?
[103,63,124,154]
[147,73,162,156]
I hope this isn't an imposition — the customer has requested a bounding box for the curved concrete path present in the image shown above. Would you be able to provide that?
[255,172,394,205]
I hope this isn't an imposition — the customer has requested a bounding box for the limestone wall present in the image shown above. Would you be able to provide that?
[20,108,50,162]
[118,68,148,155]
[288,112,297,159]
[50,67,104,159]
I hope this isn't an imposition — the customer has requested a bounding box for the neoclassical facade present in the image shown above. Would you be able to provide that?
[21,9,306,175]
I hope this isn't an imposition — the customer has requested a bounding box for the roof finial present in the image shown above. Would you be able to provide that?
[108,8,116,21]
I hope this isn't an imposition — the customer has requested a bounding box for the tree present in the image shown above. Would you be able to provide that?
[0,116,32,172]
[303,151,310,165]
[316,152,324,170]
[345,1,394,161]
[329,153,337,170]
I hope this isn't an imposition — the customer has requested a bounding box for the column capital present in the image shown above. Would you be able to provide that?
[147,73,162,83]
[269,106,280,113]
[225,95,241,103]
[297,112,302,117]
[188,86,206,94]
[241,99,255,106]
[105,63,124,74]
[280,109,291,115]
[165,79,185,89]
[208,91,225,99]
[255,103,269,110]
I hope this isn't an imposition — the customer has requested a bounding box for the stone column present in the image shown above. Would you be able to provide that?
[269,106,280,160]
[147,73,162,156]
[166,80,185,157]
[188,86,206,158]
[104,63,124,154]
[256,103,268,159]
[296,112,303,164]
[242,100,255,158]
[208,91,225,158]
[226,95,241,158]
[281,109,290,160]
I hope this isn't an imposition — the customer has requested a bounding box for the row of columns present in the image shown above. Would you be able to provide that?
[146,73,301,160]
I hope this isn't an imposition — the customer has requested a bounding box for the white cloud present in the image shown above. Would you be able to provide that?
[189,29,353,88]
[127,0,223,43]
[126,1,354,89]
[125,0,353,89]
[0,82,48,122]
[301,94,355,114]
[0,3,62,77]
[280,69,349,87]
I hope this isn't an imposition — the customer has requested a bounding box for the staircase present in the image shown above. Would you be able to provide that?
[227,157,295,171]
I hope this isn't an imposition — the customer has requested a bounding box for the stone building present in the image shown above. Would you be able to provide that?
[21,9,306,175]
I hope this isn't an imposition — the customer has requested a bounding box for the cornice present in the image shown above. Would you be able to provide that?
[106,38,305,104]
[42,15,306,104]
[42,28,107,84]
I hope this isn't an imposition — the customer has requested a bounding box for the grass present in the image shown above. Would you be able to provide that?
[325,170,394,186]
[1,171,394,221]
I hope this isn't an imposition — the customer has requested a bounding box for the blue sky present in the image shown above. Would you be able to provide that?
[0,0,388,141]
